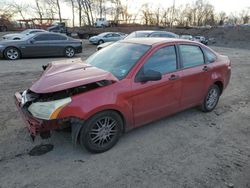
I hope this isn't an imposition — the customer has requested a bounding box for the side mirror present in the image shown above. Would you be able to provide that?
[30,39,35,44]
[136,69,162,82]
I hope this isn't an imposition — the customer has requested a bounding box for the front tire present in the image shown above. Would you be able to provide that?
[4,47,20,60]
[79,111,123,153]
[201,84,220,112]
[98,40,104,45]
[64,47,75,58]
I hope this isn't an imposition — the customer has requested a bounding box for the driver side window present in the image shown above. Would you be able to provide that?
[105,34,112,38]
[142,46,177,74]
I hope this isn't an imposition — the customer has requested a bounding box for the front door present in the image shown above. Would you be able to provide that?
[131,45,182,127]
[22,34,54,57]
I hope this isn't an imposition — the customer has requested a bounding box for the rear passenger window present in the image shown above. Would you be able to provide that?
[203,48,217,63]
[179,45,205,68]
[143,46,177,74]
[34,34,50,41]
[49,34,67,40]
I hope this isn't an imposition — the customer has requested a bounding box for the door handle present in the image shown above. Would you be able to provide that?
[203,66,209,71]
[169,75,179,81]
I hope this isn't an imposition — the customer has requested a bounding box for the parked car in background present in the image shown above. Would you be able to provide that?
[0,24,7,32]
[194,36,208,45]
[97,30,179,50]
[180,35,193,40]
[47,22,67,34]
[125,30,179,39]
[0,32,82,60]
[94,18,109,27]
[89,32,126,45]
[2,29,46,40]
[15,38,231,153]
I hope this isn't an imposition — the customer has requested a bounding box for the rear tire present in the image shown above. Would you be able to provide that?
[79,111,123,153]
[64,47,75,58]
[4,47,21,60]
[201,84,220,112]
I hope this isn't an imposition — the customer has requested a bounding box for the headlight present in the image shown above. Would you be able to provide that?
[28,97,71,120]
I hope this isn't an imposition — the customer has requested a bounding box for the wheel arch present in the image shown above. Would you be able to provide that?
[213,80,224,95]
[73,108,127,145]
[65,46,76,52]
[4,46,22,58]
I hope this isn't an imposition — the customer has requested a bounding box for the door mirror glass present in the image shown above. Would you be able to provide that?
[136,69,162,82]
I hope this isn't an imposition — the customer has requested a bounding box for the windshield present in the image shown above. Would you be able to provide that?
[86,42,150,80]
[125,31,152,39]
[98,32,109,37]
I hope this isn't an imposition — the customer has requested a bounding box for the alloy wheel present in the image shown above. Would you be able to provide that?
[206,88,219,109]
[65,47,75,57]
[89,117,118,147]
[6,48,19,60]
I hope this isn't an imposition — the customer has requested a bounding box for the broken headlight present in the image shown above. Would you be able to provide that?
[28,97,71,120]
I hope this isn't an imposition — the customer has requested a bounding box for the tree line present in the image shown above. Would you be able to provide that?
[1,0,249,27]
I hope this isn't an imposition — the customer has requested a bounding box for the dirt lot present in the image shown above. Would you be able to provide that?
[0,41,249,188]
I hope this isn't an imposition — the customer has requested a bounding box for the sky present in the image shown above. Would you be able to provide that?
[9,0,250,20]
[124,0,250,14]
[66,0,249,19]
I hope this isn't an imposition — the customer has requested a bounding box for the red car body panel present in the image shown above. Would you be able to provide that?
[15,38,231,137]
[30,60,118,93]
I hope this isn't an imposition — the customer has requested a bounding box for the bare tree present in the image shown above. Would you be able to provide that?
[10,2,29,20]
[76,0,82,26]
[228,12,240,24]
[45,0,62,22]
[33,0,45,24]
[240,8,250,24]
[65,0,76,27]
[218,11,226,25]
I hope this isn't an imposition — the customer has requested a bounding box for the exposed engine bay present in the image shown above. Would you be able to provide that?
[21,80,113,107]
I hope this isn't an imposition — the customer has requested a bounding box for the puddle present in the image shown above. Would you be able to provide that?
[29,144,54,156]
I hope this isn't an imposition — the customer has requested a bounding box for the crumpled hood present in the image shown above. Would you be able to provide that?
[30,59,118,93]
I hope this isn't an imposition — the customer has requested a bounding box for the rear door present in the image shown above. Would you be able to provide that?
[178,44,212,109]
[46,34,68,55]
[131,45,182,126]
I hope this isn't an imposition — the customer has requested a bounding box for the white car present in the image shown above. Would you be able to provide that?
[194,36,208,45]
[180,35,193,40]
[2,29,46,40]
[94,18,109,28]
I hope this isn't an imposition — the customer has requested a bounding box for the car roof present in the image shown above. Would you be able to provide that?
[29,32,68,39]
[120,37,198,46]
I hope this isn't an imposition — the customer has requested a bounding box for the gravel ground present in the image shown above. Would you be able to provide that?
[0,42,249,188]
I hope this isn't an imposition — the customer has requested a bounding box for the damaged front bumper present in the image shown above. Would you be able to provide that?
[14,92,70,139]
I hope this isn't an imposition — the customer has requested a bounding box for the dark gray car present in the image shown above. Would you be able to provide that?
[0,32,82,60]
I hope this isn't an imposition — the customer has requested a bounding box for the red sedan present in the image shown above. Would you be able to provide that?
[15,38,231,153]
